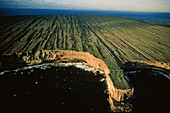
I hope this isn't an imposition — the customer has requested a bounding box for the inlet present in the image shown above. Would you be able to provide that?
[0,50,135,112]
[0,63,110,112]
[124,69,170,112]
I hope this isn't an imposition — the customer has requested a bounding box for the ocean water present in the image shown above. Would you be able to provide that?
[0,8,170,19]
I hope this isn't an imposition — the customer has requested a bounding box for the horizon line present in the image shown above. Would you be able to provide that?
[1,7,170,13]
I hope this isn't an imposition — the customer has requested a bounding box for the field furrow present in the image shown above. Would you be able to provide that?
[0,14,169,68]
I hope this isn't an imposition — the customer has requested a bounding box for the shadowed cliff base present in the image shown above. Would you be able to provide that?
[0,65,110,112]
[123,60,170,78]
[0,50,134,112]
[124,69,170,112]
[1,50,170,112]
[123,61,170,112]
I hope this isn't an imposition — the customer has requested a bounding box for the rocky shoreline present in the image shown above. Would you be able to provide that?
[0,50,134,112]
[0,64,109,112]
[1,50,170,112]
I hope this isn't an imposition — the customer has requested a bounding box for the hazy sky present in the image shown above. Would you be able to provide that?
[0,0,170,12]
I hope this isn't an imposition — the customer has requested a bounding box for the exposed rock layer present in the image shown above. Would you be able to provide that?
[0,50,110,75]
[124,68,170,112]
[124,60,170,77]
[0,50,134,112]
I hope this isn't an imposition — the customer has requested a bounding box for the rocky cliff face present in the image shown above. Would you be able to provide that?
[1,50,169,112]
[123,60,170,112]
[0,50,134,112]
[0,50,110,75]
[123,60,170,78]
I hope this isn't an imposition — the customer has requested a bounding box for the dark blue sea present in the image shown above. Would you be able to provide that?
[0,8,170,19]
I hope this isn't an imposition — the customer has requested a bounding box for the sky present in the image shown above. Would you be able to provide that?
[0,0,170,12]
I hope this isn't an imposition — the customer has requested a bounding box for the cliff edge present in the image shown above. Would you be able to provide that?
[0,50,134,112]
[124,60,170,78]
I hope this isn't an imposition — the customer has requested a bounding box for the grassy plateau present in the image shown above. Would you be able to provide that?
[0,14,169,80]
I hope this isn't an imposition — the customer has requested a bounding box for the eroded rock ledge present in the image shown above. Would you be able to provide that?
[123,60,170,78]
[0,50,110,75]
[123,60,170,112]
[0,50,134,112]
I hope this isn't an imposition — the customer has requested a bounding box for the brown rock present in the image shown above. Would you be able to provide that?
[0,50,134,112]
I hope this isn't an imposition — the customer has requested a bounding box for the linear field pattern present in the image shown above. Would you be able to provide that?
[0,15,169,78]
